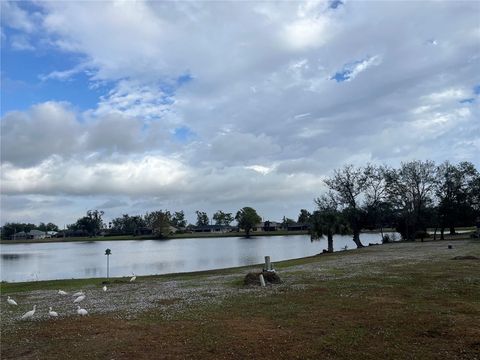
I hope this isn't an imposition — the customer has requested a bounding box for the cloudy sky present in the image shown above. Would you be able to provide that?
[1,0,479,227]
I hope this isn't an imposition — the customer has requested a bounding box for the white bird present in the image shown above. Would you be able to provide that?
[77,305,88,316]
[21,305,36,320]
[48,307,58,317]
[7,296,18,306]
[73,294,86,303]
[102,285,107,292]
[130,273,136,282]
[58,290,68,295]
[72,291,84,297]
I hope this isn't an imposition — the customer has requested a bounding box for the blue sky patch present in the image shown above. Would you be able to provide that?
[330,55,380,83]
[173,126,195,142]
[329,0,343,10]
[1,27,105,115]
[177,73,193,86]
[474,84,480,95]
[459,98,475,104]
[331,71,350,83]
[331,59,361,83]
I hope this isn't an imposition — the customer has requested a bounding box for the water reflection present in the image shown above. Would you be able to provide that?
[1,233,392,282]
[1,253,32,260]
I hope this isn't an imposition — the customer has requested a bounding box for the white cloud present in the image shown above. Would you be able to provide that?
[0,102,81,166]
[424,88,468,102]
[2,1,480,225]
[39,63,90,82]
[1,1,37,33]
[10,34,35,51]
[94,80,174,120]
[0,102,174,167]
[283,17,332,50]
[245,165,275,175]
[1,155,187,196]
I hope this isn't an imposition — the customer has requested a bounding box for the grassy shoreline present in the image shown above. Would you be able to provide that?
[2,227,476,245]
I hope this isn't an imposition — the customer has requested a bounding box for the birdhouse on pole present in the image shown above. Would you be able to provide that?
[105,248,112,280]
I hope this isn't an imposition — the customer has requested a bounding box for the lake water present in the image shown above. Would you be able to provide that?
[0,233,394,282]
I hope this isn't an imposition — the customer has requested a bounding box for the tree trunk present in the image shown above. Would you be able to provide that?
[433,227,437,241]
[440,227,445,240]
[449,225,455,235]
[352,230,364,248]
[327,233,334,253]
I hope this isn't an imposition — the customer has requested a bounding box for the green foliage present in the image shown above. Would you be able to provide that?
[281,216,296,228]
[235,207,261,237]
[297,209,311,224]
[37,222,59,232]
[323,165,373,247]
[195,211,209,226]
[171,211,187,228]
[111,214,146,235]
[311,195,348,252]
[385,160,437,241]
[436,161,479,233]
[212,210,234,226]
[68,210,105,237]
[1,222,37,239]
[144,210,172,238]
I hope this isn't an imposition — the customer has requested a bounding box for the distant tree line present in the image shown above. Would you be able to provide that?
[1,222,59,240]
[2,160,478,243]
[308,160,480,250]
[1,208,255,239]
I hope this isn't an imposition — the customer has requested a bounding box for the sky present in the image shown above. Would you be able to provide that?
[1,0,479,227]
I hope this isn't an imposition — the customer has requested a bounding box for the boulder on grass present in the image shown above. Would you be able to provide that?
[244,271,282,286]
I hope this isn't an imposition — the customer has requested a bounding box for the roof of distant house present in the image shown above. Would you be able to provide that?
[29,230,46,235]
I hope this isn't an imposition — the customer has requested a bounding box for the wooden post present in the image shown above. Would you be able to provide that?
[264,256,271,271]
[259,274,266,287]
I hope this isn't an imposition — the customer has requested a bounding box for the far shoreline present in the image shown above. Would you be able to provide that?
[0,229,311,245]
[1,227,475,245]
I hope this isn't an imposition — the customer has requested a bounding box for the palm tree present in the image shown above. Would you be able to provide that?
[311,195,348,252]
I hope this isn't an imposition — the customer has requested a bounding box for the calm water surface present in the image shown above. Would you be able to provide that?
[0,233,393,282]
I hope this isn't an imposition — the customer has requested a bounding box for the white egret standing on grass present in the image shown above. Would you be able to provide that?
[58,290,68,295]
[7,296,18,306]
[48,307,58,317]
[21,305,36,320]
[77,306,88,316]
[73,294,86,303]
[130,273,136,282]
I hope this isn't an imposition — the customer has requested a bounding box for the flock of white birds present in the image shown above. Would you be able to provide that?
[5,273,137,321]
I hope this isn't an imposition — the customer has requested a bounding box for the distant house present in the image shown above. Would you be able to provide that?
[189,225,233,233]
[13,231,28,240]
[45,231,58,238]
[253,221,282,232]
[287,223,310,231]
[13,230,47,240]
[28,230,47,239]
